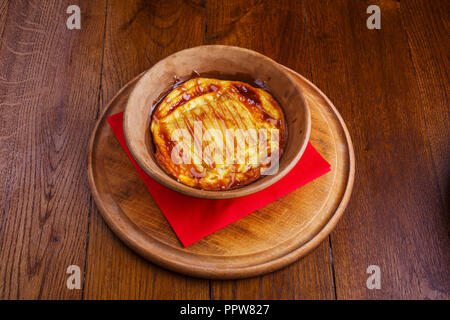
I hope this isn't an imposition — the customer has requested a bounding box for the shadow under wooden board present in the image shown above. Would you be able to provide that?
[87,66,355,279]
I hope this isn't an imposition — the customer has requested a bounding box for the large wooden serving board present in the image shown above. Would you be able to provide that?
[87,67,355,279]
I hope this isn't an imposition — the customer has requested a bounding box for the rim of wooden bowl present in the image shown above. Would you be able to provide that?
[123,45,310,199]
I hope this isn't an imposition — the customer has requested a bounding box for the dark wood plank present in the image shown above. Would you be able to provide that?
[0,0,8,38]
[301,0,449,299]
[83,0,210,299]
[399,0,449,213]
[206,0,335,300]
[0,0,106,299]
[211,241,335,299]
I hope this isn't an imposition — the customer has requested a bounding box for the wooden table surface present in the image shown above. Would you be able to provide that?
[0,0,448,300]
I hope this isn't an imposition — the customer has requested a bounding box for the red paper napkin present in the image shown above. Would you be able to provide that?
[107,112,331,246]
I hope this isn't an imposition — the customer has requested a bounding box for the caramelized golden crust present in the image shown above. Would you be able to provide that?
[150,78,287,190]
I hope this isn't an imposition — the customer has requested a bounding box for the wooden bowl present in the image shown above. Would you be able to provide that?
[123,45,310,199]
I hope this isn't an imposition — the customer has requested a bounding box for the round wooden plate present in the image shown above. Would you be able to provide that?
[87,66,355,279]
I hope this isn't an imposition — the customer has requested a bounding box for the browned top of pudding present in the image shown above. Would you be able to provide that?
[150,77,287,190]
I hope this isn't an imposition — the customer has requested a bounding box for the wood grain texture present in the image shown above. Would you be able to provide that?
[399,0,449,214]
[205,0,337,299]
[301,0,449,299]
[0,1,8,39]
[0,0,106,299]
[82,0,209,299]
[0,0,448,299]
